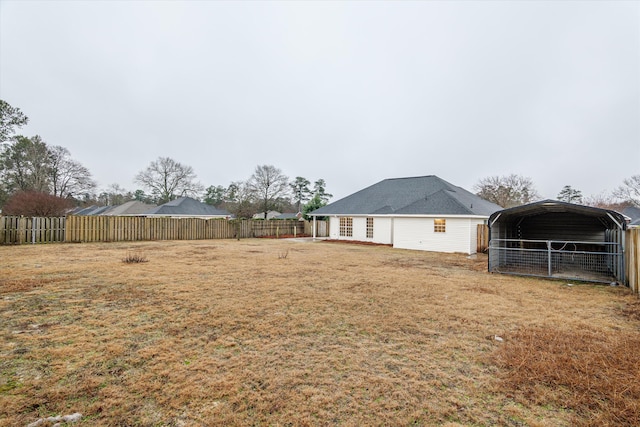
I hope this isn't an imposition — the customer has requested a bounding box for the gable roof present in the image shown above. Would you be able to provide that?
[72,205,112,215]
[622,206,640,226]
[101,200,157,216]
[274,212,302,219]
[310,175,501,217]
[143,197,230,216]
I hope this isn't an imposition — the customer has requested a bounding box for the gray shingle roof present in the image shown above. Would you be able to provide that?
[73,205,112,215]
[622,206,640,226]
[310,175,501,217]
[101,200,157,216]
[274,213,300,219]
[143,197,230,216]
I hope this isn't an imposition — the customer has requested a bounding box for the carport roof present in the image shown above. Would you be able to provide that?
[489,200,628,229]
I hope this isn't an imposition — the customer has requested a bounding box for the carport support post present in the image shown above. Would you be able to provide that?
[547,240,552,277]
[312,216,316,240]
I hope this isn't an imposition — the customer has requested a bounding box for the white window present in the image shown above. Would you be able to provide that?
[339,217,353,237]
[366,217,374,239]
[434,218,446,233]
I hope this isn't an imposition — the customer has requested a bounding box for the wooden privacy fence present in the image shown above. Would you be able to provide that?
[0,215,328,245]
[477,224,489,253]
[626,228,639,296]
[0,216,66,244]
[65,216,237,242]
[65,216,310,242]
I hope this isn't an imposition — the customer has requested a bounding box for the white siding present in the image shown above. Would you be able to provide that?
[352,217,368,241]
[327,216,393,244]
[328,216,341,239]
[371,217,393,244]
[328,215,484,253]
[393,217,481,254]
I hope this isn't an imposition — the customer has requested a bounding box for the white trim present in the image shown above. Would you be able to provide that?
[310,213,490,220]
[606,212,624,230]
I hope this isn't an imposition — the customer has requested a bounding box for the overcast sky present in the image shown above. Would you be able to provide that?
[1,0,638,202]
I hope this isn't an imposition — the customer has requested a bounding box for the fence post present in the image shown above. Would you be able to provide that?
[547,241,552,277]
[17,216,26,245]
[65,216,73,242]
[32,217,37,244]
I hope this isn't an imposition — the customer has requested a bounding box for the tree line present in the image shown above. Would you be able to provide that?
[1,99,638,216]
[473,173,639,209]
[0,100,332,218]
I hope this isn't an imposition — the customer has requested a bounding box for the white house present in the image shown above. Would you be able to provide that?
[308,175,502,254]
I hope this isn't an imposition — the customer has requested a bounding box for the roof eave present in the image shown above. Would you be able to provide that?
[309,213,490,219]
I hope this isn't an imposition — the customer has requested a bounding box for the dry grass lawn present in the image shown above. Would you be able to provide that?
[1,239,639,426]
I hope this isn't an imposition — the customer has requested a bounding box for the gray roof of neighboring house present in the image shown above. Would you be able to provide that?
[310,175,502,217]
[274,213,301,219]
[73,205,112,215]
[100,200,157,216]
[70,206,95,215]
[622,206,640,226]
[143,197,230,216]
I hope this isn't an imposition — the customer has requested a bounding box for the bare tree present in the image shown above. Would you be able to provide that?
[583,191,630,211]
[204,181,256,218]
[134,157,203,204]
[228,181,256,219]
[246,165,290,219]
[49,145,96,199]
[613,175,640,207]
[474,174,540,208]
[98,183,132,206]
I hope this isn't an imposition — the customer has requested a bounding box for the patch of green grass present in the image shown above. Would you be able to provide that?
[0,376,20,394]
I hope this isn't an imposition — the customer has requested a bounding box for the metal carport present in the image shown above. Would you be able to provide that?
[488,200,627,283]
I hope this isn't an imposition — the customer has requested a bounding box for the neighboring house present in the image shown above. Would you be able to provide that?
[252,211,281,220]
[143,197,231,219]
[70,201,157,216]
[622,206,640,227]
[71,205,112,215]
[274,212,303,220]
[308,175,502,254]
[100,200,157,216]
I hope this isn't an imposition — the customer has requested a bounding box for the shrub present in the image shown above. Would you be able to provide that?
[122,253,148,264]
[2,191,72,216]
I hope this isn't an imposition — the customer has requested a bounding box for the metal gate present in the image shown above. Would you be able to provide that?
[489,238,624,283]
